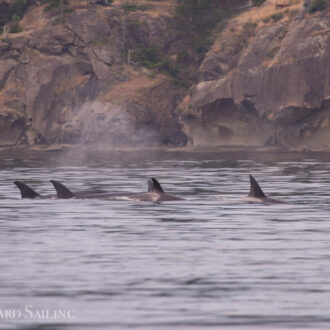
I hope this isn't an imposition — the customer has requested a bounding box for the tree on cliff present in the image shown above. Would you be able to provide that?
[0,2,10,27]
[0,0,28,29]
[175,0,230,60]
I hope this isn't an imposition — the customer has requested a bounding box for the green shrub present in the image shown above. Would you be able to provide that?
[177,50,190,65]
[0,0,27,28]
[132,45,183,79]
[42,0,60,10]
[132,46,165,69]
[51,16,65,25]
[10,14,23,33]
[42,0,69,11]
[244,21,258,30]
[309,0,327,13]
[175,0,230,58]
[10,0,28,19]
[253,0,266,6]
[270,13,283,21]
[0,2,10,26]
[122,1,148,13]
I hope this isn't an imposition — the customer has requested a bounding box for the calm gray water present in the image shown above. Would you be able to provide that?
[1,150,330,330]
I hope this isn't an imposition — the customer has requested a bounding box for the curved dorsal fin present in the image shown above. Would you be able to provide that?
[248,175,266,198]
[14,181,40,198]
[148,177,164,193]
[50,180,76,199]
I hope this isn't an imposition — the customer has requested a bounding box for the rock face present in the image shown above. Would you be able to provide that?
[0,3,186,147]
[2,1,330,151]
[181,4,330,150]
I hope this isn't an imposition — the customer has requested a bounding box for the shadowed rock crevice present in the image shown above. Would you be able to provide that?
[182,98,269,146]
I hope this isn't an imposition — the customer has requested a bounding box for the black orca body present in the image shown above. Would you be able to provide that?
[50,180,131,200]
[14,181,107,199]
[244,175,284,204]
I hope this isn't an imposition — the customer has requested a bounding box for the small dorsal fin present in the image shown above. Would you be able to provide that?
[248,175,266,198]
[14,181,40,198]
[148,177,165,193]
[50,180,76,199]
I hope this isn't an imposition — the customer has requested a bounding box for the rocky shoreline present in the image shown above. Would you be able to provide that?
[2,143,330,160]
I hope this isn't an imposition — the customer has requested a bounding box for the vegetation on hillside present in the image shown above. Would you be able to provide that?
[121,1,148,13]
[9,13,23,32]
[308,0,328,13]
[175,0,230,57]
[252,0,266,6]
[129,0,238,86]
[0,0,28,29]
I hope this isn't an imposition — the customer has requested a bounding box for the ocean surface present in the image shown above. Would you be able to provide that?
[1,149,330,329]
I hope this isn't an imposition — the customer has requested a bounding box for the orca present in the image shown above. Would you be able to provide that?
[245,175,284,203]
[14,181,107,199]
[126,178,183,202]
[50,180,131,199]
[50,178,182,202]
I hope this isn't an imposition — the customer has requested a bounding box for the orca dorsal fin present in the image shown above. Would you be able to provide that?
[248,175,266,198]
[148,177,165,193]
[50,180,76,199]
[14,181,40,198]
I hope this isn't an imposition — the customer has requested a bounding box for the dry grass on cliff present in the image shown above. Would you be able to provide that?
[210,0,304,55]
[15,0,176,37]
[112,0,176,17]
[103,70,168,103]
[236,0,303,26]
[20,5,50,33]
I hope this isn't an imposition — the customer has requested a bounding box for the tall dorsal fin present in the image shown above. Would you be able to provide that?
[50,180,76,199]
[14,181,40,198]
[248,175,266,198]
[148,177,165,193]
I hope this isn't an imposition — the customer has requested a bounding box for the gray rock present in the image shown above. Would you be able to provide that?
[0,6,185,147]
[0,59,16,88]
[182,10,330,149]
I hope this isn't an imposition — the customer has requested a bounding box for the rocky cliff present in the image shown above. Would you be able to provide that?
[1,0,330,151]
[0,0,188,147]
[181,0,330,150]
